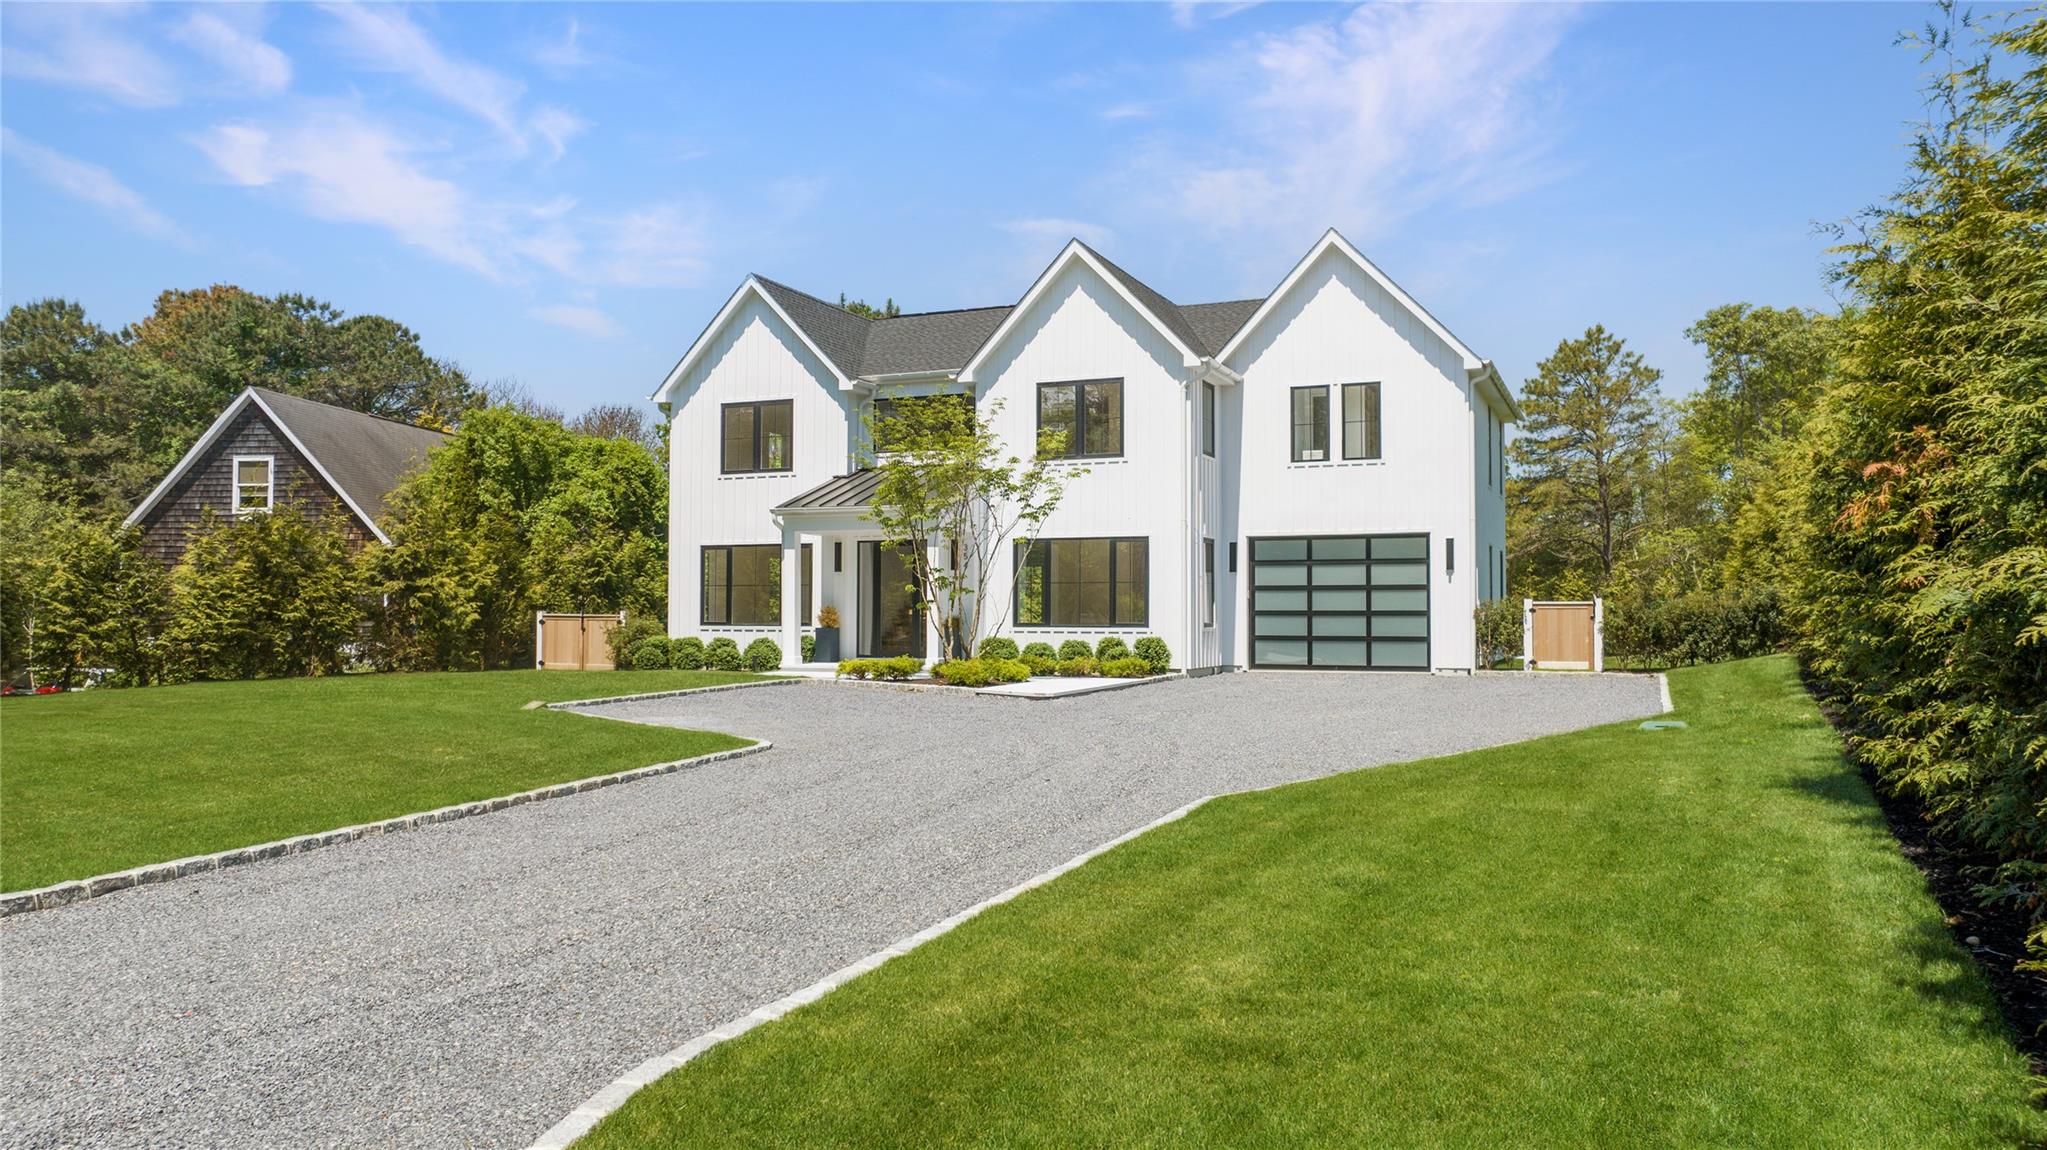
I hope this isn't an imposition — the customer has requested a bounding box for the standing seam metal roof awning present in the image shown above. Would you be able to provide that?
[772,468,881,513]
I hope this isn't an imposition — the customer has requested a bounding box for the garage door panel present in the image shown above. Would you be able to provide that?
[1250,533,1430,670]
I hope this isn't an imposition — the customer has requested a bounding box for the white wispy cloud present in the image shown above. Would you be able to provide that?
[531,303,623,339]
[530,106,588,163]
[1101,102,1153,121]
[1001,217,1115,248]
[1170,1,1263,31]
[171,10,292,97]
[2,128,189,245]
[1165,3,1576,243]
[322,3,530,149]
[529,17,594,76]
[1,4,181,107]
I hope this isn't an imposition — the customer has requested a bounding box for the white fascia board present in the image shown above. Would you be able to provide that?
[248,391,394,545]
[1216,228,1487,372]
[1470,361,1522,423]
[958,240,1202,384]
[651,277,851,405]
[124,388,260,530]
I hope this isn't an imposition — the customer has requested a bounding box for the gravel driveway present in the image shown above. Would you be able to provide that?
[1,671,1662,1150]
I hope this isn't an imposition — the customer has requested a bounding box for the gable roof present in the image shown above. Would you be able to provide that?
[124,387,449,544]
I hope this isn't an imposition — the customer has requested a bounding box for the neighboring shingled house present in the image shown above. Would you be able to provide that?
[125,387,449,564]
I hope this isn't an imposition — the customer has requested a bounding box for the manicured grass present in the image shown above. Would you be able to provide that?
[581,657,2042,1149]
[1,670,761,890]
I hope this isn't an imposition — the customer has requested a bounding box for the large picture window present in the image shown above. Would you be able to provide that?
[702,543,812,626]
[1291,386,1329,462]
[1037,379,1123,459]
[1013,537,1148,627]
[721,400,794,473]
[1343,382,1381,460]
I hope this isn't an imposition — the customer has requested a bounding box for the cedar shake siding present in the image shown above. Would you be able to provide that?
[134,406,371,563]
[127,388,449,566]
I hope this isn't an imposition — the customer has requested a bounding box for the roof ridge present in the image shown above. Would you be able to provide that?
[751,274,879,324]
[878,303,1014,320]
[249,386,449,437]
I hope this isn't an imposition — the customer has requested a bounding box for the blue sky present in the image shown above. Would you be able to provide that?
[0,2,1982,419]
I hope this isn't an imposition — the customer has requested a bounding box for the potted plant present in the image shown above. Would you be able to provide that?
[814,604,842,663]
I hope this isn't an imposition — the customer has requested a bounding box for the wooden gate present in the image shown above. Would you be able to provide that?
[1523,599,1603,672]
[535,612,624,670]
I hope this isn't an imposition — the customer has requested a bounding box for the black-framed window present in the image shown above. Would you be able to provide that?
[1203,537,1216,626]
[702,543,811,626]
[1013,536,1147,627]
[1037,379,1123,459]
[1343,382,1381,460]
[873,393,974,453]
[721,400,793,473]
[1291,386,1329,462]
[1202,382,1216,457]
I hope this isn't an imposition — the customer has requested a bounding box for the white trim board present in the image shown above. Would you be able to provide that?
[957,238,1203,385]
[651,278,852,405]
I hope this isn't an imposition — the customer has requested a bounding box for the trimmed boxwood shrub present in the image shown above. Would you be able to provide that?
[1101,655,1152,679]
[933,658,995,687]
[801,634,816,662]
[705,637,743,671]
[1020,654,1057,677]
[990,658,1031,684]
[1058,639,1093,661]
[744,637,781,672]
[1133,636,1170,674]
[672,636,706,670]
[1021,641,1057,661]
[975,636,1020,662]
[609,616,664,668]
[837,656,924,681]
[628,636,672,671]
[1095,636,1131,662]
[1055,656,1098,677]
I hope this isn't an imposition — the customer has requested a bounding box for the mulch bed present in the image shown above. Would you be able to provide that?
[1804,676,2046,1072]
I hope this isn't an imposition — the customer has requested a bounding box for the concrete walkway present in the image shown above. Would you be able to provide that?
[0,672,1663,1150]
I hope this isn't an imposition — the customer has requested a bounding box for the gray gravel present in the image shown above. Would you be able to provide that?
[0,671,1662,1150]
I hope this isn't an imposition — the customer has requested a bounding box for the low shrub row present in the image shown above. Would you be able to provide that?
[1605,588,1787,668]
[836,656,924,681]
[1020,636,1170,672]
[932,658,1032,687]
[622,632,781,673]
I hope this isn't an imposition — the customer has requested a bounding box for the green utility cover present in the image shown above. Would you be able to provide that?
[1639,720,1688,730]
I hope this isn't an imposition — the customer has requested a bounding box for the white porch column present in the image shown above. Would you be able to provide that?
[779,519,802,668]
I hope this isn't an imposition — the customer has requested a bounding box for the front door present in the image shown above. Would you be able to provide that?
[862,541,926,658]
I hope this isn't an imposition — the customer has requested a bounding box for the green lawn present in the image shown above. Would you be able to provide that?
[1,669,760,891]
[581,657,2042,1149]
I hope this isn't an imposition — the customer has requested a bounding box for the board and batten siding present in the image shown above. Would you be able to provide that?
[1226,246,1482,671]
[665,293,853,639]
[135,406,371,564]
[973,260,1200,663]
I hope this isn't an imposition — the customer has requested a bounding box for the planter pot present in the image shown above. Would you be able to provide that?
[813,627,840,664]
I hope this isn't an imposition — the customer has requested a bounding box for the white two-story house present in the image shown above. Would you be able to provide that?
[652,229,1518,673]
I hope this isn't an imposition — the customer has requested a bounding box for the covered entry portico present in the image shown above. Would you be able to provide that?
[771,470,936,668]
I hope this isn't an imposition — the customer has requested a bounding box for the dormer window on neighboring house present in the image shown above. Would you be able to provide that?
[232,455,273,515]
[722,400,794,473]
[1037,379,1123,459]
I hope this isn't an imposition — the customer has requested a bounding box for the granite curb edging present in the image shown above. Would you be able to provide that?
[544,676,804,711]
[0,741,774,918]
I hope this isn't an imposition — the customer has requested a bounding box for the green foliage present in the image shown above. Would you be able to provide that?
[1057,639,1092,661]
[30,514,173,687]
[1094,636,1130,662]
[975,636,1020,661]
[672,636,706,671]
[1055,656,1098,677]
[1100,656,1152,679]
[609,616,665,669]
[836,656,922,681]
[744,638,782,672]
[933,659,995,687]
[837,293,900,320]
[1020,654,1057,677]
[1132,636,1170,674]
[163,507,364,681]
[1473,600,1524,669]
[990,658,1031,684]
[801,634,816,662]
[630,636,673,671]
[1605,589,1787,668]
[705,638,744,672]
[1021,641,1056,661]
[1787,6,2047,960]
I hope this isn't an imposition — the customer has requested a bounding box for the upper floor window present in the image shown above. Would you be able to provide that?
[1013,536,1148,627]
[1342,382,1381,461]
[872,393,974,454]
[1291,386,1329,462]
[722,400,793,473]
[1037,379,1123,459]
[1202,381,1216,457]
[232,455,273,515]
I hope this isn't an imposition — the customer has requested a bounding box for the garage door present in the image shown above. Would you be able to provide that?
[1249,534,1430,670]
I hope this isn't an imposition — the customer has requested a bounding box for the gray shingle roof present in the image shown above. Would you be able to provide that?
[252,388,448,527]
[750,249,1264,380]
[773,468,881,513]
